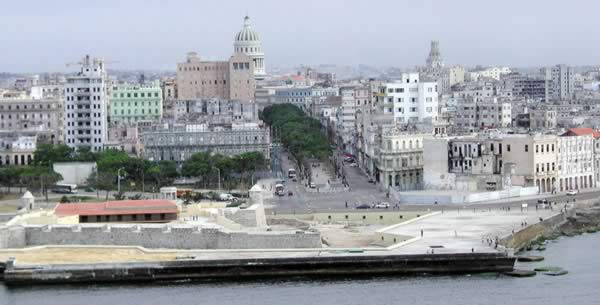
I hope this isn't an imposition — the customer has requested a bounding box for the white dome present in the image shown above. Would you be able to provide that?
[235,16,260,42]
[22,191,34,199]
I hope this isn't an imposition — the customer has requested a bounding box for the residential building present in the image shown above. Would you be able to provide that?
[172,98,259,124]
[109,82,163,124]
[376,73,438,124]
[0,97,64,143]
[502,73,547,101]
[233,15,266,79]
[468,66,511,81]
[64,55,108,151]
[543,64,575,101]
[176,52,255,102]
[559,128,596,191]
[378,130,428,191]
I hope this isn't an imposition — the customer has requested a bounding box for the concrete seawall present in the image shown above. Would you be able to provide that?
[2,253,516,285]
[499,210,573,251]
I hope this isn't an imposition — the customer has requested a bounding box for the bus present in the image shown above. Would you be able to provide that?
[288,168,297,179]
[275,184,285,196]
[51,183,78,194]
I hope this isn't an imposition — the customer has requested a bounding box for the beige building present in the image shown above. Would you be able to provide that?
[378,130,428,191]
[0,97,64,144]
[176,52,255,102]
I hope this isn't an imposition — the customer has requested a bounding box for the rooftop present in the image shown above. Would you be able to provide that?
[54,200,178,217]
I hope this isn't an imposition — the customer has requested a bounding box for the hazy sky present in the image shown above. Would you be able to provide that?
[1,0,599,72]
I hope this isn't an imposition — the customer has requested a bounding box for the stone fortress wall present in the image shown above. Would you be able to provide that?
[0,224,321,250]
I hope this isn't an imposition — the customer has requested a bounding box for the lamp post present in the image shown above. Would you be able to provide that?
[117,167,126,194]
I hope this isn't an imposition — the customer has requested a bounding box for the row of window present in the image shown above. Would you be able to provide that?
[0,113,53,119]
[112,101,160,108]
[113,92,160,98]
[0,104,56,110]
[114,108,160,115]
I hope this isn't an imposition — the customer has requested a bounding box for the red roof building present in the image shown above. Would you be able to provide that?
[561,128,600,138]
[55,200,179,223]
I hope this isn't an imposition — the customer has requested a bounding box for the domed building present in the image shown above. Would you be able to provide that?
[234,15,266,80]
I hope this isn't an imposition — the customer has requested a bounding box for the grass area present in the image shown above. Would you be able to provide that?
[0,193,21,201]
[0,203,20,213]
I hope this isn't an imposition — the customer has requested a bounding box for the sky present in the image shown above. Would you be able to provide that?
[1,0,599,73]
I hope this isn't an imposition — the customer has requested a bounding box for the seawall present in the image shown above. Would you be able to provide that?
[499,209,573,251]
[2,252,516,285]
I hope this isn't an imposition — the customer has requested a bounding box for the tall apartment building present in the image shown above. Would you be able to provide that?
[502,73,547,101]
[376,73,438,124]
[64,55,108,151]
[109,82,163,124]
[543,64,575,101]
[176,52,255,102]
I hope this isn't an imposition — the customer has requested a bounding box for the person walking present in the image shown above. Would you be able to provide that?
[420,229,424,237]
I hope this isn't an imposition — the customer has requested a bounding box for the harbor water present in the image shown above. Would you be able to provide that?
[1,233,599,305]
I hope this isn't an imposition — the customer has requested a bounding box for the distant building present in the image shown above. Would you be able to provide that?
[176,52,255,102]
[109,82,163,124]
[425,40,444,73]
[172,98,259,124]
[234,15,266,79]
[64,55,109,151]
[468,67,511,81]
[0,134,36,166]
[0,97,64,143]
[543,64,575,101]
[377,130,429,191]
[376,73,438,124]
[140,122,271,162]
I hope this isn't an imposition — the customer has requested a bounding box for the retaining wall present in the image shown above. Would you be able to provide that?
[0,224,321,250]
[500,210,572,251]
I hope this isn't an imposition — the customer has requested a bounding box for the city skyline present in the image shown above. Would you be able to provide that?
[1,0,600,72]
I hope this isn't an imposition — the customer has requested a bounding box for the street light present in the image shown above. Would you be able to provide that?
[117,167,126,194]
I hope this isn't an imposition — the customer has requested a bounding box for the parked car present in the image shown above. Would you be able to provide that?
[349,163,358,167]
[375,202,390,209]
[309,182,316,188]
[344,157,354,163]
[367,177,375,183]
[292,178,297,182]
[356,204,370,209]
[566,189,579,196]
[537,199,548,204]
[288,191,293,196]
[219,193,235,201]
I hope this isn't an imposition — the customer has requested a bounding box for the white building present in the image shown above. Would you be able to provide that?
[64,55,108,151]
[377,73,438,124]
[234,15,266,79]
[468,67,511,81]
[543,64,575,101]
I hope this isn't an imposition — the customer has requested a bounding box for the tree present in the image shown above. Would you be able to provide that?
[87,172,116,200]
[148,161,178,188]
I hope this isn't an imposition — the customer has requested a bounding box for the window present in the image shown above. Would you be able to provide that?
[525,145,529,152]
[507,144,511,152]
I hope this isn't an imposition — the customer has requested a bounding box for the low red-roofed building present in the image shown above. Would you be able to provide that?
[55,200,179,223]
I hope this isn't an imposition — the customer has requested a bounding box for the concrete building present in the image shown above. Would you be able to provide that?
[64,55,108,151]
[172,98,259,124]
[439,65,465,93]
[105,124,142,156]
[378,130,428,191]
[543,64,575,101]
[109,82,163,124]
[468,67,511,81]
[140,122,270,163]
[233,16,266,79]
[502,73,547,101]
[558,128,596,191]
[376,73,438,124]
[176,52,255,102]
[0,97,64,143]
[0,134,36,166]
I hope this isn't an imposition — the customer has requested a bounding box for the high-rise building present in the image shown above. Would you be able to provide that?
[425,41,444,72]
[64,55,108,151]
[234,16,266,80]
[376,73,438,124]
[543,64,575,101]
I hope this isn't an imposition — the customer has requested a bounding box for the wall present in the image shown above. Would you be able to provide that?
[0,224,320,250]
[53,162,97,186]
[500,210,571,251]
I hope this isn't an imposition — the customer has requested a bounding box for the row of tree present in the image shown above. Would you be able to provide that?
[260,104,331,162]
[180,151,266,189]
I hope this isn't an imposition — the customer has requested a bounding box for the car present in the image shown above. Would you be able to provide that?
[537,199,548,204]
[566,189,579,196]
[356,204,370,209]
[219,193,235,201]
[344,157,354,163]
[309,182,316,188]
[367,177,375,183]
[375,202,390,209]
[292,178,297,182]
[288,191,293,196]
[349,163,358,167]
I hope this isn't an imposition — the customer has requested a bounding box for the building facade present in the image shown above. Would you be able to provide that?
[140,123,271,163]
[109,82,163,124]
[378,131,427,191]
[64,55,108,151]
[0,134,36,166]
[176,52,255,102]
[376,73,438,124]
[0,97,64,143]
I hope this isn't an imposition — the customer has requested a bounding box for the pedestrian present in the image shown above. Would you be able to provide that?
[472,248,474,253]
[345,201,348,209]
[420,229,424,237]
[454,230,457,238]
